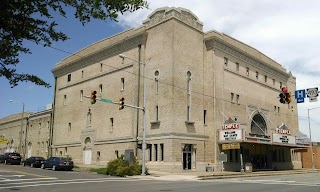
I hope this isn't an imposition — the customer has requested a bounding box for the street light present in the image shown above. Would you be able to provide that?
[9,100,25,155]
[119,54,147,176]
[308,106,320,170]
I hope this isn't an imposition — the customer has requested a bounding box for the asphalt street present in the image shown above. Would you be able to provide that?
[0,164,320,192]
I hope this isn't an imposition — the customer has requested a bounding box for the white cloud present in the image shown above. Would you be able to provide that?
[118,0,320,141]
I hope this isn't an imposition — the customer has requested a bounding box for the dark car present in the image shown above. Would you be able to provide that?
[0,155,4,163]
[3,152,21,165]
[22,156,46,168]
[41,157,73,171]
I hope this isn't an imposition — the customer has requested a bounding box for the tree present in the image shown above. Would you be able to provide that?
[0,0,148,88]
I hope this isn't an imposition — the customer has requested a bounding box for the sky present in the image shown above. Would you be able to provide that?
[1,0,320,141]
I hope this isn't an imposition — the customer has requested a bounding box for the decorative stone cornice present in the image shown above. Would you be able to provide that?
[143,7,203,31]
[52,32,146,77]
[206,39,290,81]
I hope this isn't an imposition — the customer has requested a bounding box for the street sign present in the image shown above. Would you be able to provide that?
[99,98,113,103]
[295,89,306,99]
[297,98,305,103]
[218,153,227,162]
[222,143,240,150]
[306,87,319,97]
[310,97,318,102]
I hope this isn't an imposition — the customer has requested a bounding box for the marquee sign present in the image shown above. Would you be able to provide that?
[222,117,240,130]
[272,133,296,144]
[219,130,242,141]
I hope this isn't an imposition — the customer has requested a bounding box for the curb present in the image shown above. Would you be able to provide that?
[198,171,317,180]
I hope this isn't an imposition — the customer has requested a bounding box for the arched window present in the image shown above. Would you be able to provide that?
[251,114,267,135]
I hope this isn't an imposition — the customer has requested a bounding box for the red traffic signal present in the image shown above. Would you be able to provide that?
[281,86,287,93]
[91,91,97,104]
[118,97,124,110]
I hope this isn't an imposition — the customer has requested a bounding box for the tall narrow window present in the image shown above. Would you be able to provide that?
[121,78,124,90]
[274,106,277,111]
[47,121,50,132]
[160,144,164,161]
[278,107,280,113]
[265,75,267,83]
[63,95,67,106]
[154,144,158,161]
[67,74,71,82]
[155,71,159,121]
[65,147,68,156]
[236,94,240,104]
[231,93,234,102]
[39,123,41,134]
[273,79,275,86]
[246,67,249,76]
[256,71,259,79]
[46,141,48,152]
[97,151,100,161]
[236,62,239,71]
[280,82,282,89]
[100,63,103,72]
[80,90,83,101]
[68,123,71,133]
[115,150,119,159]
[187,71,192,121]
[81,70,84,78]
[110,118,114,132]
[204,110,207,125]
[149,146,153,161]
[224,57,228,66]
[99,84,103,94]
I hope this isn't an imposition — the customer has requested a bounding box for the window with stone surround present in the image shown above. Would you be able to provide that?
[97,151,100,161]
[231,93,234,102]
[67,74,71,82]
[246,67,249,76]
[121,78,124,90]
[80,90,83,101]
[204,110,207,125]
[187,71,192,121]
[68,123,71,133]
[265,75,267,83]
[99,84,103,94]
[273,79,275,86]
[224,57,228,66]
[81,70,84,78]
[160,144,164,161]
[236,94,240,104]
[155,71,159,121]
[63,95,67,106]
[154,144,158,161]
[236,62,239,71]
[110,118,114,133]
[256,71,259,79]
[100,63,103,72]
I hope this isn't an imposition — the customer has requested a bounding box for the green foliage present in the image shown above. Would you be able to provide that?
[101,155,147,177]
[0,0,148,87]
[90,167,107,174]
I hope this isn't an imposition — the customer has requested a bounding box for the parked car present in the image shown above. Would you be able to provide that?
[41,157,73,171]
[22,156,45,168]
[3,152,21,165]
[0,155,4,163]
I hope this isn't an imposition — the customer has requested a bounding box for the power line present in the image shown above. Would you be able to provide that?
[36,41,316,122]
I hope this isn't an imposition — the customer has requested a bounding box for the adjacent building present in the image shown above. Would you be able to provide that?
[0,106,52,159]
[50,7,307,172]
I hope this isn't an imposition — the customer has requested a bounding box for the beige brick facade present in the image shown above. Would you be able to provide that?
[47,7,302,172]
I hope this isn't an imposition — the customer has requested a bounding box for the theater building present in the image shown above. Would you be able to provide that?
[51,7,306,172]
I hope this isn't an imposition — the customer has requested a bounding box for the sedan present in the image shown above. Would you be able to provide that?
[41,157,73,171]
[22,156,46,168]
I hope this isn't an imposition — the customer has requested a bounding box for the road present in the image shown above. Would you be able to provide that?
[0,164,320,192]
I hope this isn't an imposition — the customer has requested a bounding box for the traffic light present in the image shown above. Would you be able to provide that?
[91,91,97,104]
[285,92,292,104]
[279,92,286,104]
[118,97,124,110]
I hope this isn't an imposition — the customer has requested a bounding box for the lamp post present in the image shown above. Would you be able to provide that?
[9,100,25,155]
[307,106,320,170]
[119,54,147,176]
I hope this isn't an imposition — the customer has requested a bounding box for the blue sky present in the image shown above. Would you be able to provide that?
[1,0,320,141]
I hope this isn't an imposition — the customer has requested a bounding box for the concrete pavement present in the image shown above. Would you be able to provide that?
[128,169,320,181]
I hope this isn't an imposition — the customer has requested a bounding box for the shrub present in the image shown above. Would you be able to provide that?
[104,155,148,177]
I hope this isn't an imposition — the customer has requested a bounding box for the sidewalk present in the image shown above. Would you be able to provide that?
[128,169,320,181]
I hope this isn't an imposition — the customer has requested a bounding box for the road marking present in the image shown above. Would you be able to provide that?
[0,177,151,189]
[0,168,51,178]
[0,177,57,183]
[207,178,320,187]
